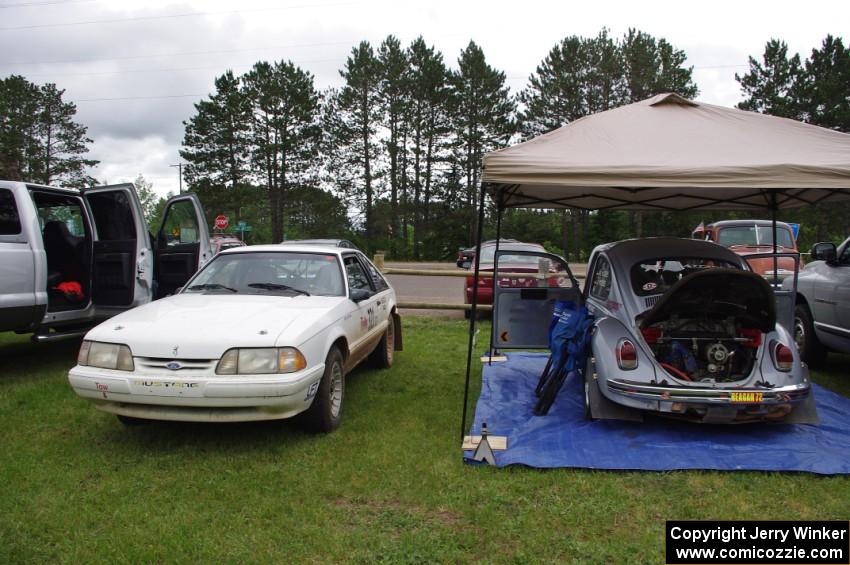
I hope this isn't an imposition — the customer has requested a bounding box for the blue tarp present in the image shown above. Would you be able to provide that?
[464,352,850,474]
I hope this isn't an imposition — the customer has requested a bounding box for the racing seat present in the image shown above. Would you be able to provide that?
[313,262,344,296]
[245,263,279,286]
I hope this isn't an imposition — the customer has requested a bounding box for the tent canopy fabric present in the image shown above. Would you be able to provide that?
[482,93,850,211]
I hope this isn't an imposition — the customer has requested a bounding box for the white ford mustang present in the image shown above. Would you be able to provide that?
[68,244,402,432]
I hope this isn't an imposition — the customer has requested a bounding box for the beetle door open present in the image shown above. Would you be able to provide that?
[491,250,581,351]
[82,183,150,308]
[154,193,211,298]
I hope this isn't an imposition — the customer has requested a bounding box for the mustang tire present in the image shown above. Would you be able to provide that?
[794,303,826,367]
[369,315,394,369]
[304,347,345,433]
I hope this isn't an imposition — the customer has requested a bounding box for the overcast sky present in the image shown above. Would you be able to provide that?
[1,0,848,197]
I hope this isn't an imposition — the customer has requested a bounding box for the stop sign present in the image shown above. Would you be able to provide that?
[214,215,228,230]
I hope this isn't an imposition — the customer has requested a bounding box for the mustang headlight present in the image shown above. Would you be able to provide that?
[78,340,135,371]
[216,347,307,375]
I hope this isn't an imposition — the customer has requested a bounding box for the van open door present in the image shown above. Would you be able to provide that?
[154,193,210,298]
[491,249,581,353]
[81,183,152,309]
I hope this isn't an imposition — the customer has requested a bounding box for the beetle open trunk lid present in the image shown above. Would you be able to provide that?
[638,268,775,331]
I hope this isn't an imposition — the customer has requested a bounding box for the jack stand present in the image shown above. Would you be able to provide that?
[471,421,497,465]
[481,349,507,363]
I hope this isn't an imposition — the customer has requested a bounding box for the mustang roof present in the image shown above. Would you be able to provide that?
[221,244,347,255]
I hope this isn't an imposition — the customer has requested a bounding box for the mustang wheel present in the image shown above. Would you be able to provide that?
[369,315,394,368]
[304,347,345,433]
[794,303,826,367]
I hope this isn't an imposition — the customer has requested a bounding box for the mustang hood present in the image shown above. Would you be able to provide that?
[87,293,346,358]
[639,268,775,332]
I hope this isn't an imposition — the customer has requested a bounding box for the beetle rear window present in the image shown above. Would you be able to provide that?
[630,257,739,296]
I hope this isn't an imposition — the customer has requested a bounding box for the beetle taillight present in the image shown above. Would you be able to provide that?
[738,328,762,348]
[773,341,793,372]
[616,339,638,370]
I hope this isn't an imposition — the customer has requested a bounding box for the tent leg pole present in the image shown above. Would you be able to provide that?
[461,184,488,443]
[489,201,504,362]
[771,192,778,287]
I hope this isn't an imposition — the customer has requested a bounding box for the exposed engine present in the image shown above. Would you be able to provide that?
[641,316,761,383]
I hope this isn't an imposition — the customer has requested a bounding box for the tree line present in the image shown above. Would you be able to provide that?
[0,32,847,259]
[180,29,698,257]
[0,75,97,187]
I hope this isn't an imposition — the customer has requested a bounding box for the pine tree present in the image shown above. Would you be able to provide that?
[798,35,850,132]
[450,41,515,244]
[329,42,383,248]
[0,76,97,186]
[405,37,450,258]
[735,39,802,118]
[377,36,408,252]
[181,70,252,193]
[242,61,321,242]
[518,36,588,137]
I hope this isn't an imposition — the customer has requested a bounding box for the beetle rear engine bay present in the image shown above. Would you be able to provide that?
[638,268,776,383]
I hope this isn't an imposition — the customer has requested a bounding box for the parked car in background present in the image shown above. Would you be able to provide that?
[692,219,800,279]
[582,237,813,423]
[456,239,517,268]
[0,180,210,342]
[464,240,551,317]
[788,236,850,366]
[280,238,358,250]
[68,244,402,432]
[210,234,246,255]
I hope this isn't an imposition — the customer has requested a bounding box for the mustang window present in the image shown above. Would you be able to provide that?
[630,257,738,296]
[344,256,372,291]
[185,252,345,296]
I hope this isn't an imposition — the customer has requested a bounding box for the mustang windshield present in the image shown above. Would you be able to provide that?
[630,257,739,296]
[185,252,345,296]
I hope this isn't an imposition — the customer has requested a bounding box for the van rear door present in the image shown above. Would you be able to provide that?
[154,193,211,298]
[81,183,152,308]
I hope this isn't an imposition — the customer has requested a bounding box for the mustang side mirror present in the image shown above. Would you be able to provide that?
[350,288,372,302]
[811,242,837,264]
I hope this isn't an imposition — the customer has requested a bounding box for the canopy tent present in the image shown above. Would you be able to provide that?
[460,93,850,441]
[482,93,850,211]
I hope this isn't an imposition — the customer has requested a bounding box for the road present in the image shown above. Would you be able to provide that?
[383,261,587,317]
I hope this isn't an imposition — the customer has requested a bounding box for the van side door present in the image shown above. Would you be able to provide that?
[81,183,152,310]
[154,193,211,298]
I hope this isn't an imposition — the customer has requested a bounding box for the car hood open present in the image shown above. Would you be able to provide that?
[638,268,775,332]
[86,293,347,358]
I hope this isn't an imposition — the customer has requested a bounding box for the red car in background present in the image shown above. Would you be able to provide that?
[692,220,801,279]
[464,241,560,317]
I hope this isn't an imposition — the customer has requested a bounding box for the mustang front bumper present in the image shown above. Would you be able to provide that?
[68,363,325,422]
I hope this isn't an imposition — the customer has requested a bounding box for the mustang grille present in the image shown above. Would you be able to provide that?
[136,358,217,373]
[644,295,662,308]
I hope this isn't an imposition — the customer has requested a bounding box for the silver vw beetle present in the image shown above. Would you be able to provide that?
[583,238,815,424]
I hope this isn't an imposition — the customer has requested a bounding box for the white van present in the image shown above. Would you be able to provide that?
[0,180,211,342]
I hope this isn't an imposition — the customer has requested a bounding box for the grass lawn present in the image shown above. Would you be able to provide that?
[1,316,849,563]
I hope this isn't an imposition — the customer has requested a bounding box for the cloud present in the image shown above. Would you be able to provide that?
[1,0,847,196]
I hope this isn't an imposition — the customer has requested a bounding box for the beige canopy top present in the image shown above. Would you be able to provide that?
[482,93,850,211]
